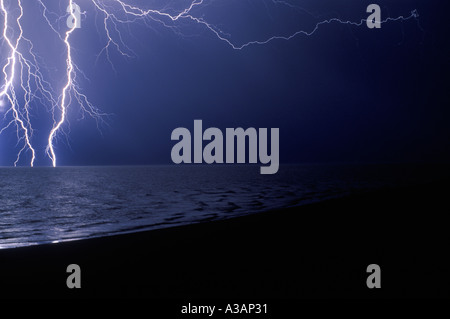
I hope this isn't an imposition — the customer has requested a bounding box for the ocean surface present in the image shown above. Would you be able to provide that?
[0,164,447,249]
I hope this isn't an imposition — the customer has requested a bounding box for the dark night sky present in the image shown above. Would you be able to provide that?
[0,0,449,166]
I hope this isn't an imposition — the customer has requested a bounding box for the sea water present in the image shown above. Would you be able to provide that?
[0,164,447,249]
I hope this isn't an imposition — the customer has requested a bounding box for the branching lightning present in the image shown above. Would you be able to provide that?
[0,0,421,166]
[46,0,76,168]
[0,0,35,166]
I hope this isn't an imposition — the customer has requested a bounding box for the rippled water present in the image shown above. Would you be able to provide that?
[0,164,446,248]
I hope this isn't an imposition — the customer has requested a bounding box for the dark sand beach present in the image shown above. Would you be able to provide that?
[0,178,449,300]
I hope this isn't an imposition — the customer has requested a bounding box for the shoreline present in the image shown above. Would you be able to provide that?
[0,178,449,299]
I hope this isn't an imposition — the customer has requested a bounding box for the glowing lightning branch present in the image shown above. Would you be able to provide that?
[0,0,421,167]
[0,0,35,166]
[90,0,419,51]
[39,0,104,167]
[46,1,76,168]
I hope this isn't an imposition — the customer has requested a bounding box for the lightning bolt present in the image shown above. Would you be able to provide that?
[0,0,35,166]
[0,0,421,167]
[46,0,76,168]
[40,0,104,167]
[89,0,419,50]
